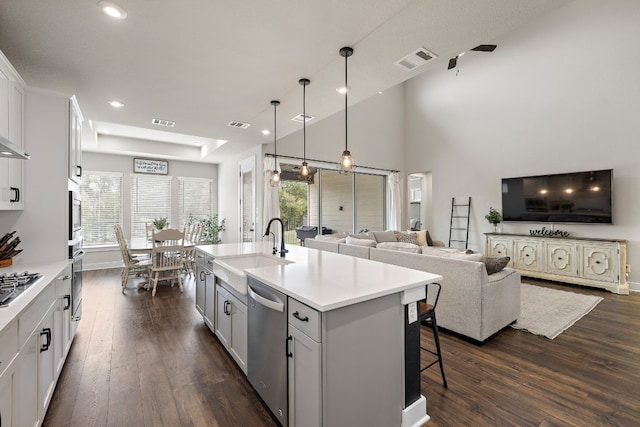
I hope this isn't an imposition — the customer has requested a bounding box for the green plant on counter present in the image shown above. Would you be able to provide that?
[484,207,503,226]
[153,217,168,230]
[189,214,226,244]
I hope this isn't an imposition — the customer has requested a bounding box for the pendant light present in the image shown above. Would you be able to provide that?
[269,100,281,187]
[338,46,354,174]
[299,78,311,177]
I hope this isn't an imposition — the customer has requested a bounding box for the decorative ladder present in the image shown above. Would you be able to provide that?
[448,197,471,249]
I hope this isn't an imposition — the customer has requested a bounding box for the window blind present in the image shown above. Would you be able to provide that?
[130,174,172,238]
[81,172,123,246]
[178,176,212,227]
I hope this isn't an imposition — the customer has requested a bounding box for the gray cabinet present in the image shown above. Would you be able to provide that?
[215,280,247,374]
[288,299,322,427]
[195,250,215,329]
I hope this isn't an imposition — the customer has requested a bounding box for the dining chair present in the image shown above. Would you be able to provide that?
[114,224,151,293]
[149,228,186,296]
[183,222,203,275]
[145,223,156,241]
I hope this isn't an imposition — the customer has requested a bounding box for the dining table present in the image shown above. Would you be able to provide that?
[127,237,196,289]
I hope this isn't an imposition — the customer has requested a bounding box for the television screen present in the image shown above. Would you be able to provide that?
[501,169,613,224]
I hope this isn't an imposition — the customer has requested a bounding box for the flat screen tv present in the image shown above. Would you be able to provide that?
[501,169,613,224]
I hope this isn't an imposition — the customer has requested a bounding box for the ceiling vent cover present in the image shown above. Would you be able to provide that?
[291,113,315,124]
[394,47,437,71]
[151,118,176,127]
[228,120,251,129]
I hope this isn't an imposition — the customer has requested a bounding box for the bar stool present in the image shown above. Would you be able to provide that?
[419,282,448,387]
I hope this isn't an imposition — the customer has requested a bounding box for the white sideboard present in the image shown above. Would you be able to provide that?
[486,233,629,295]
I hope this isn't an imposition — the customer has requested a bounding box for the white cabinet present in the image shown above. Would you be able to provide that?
[68,96,83,184]
[288,299,322,427]
[0,358,16,427]
[17,300,56,427]
[214,280,248,374]
[9,264,77,427]
[486,233,628,294]
[54,267,73,375]
[0,51,26,211]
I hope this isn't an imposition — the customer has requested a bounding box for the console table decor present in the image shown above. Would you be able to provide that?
[529,227,570,238]
[486,233,628,295]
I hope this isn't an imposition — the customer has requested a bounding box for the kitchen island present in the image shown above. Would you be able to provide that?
[196,242,442,427]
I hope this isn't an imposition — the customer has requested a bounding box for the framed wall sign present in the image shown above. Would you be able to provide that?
[134,158,169,175]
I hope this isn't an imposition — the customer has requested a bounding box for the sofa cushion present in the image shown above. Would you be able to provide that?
[394,231,419,245]
[482,256,511,275]
[372,231,398,243]
[315,234,346,243]
[376,242,421,253]
[435,251,485,262]
[349,232,375,240]
[345,236,377,247]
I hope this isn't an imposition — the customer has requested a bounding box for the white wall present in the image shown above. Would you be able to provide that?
[81,151,218,270]
[404,0,640,286]
[217,145,263,244]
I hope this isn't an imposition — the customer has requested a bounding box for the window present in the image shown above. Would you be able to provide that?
[178,177,212,227]
[279,160,388,238]
[81,172,123,246]
[130,174,171,238]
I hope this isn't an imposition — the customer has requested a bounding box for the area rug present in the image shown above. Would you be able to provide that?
[511,283,603,339]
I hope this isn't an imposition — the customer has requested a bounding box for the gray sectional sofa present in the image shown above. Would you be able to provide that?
[305,236,521,343]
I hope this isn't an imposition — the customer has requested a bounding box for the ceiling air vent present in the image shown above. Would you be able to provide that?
[394,47,437,71]
[151,118,175,127]
[228,120,251,129]
[291,113,315,124]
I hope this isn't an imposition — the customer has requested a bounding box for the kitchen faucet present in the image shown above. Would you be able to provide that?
[264,217,288,257]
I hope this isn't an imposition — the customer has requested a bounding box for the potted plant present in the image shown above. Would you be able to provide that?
[485,207,502,232]
[189,214,226,244]
[153,217,168,230]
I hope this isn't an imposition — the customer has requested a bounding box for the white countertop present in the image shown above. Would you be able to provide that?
[0,259,71,334]
[197,242,442,312]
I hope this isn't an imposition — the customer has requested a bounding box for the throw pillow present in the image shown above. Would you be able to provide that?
[345,236,377,247]
[376,242,421,253]
[394,231,419,245]
[372,231,398,243]
[413,229,434,246]
[482,256,511,275]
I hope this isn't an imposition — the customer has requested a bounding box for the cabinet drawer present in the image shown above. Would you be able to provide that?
[0,321,18,376]
[196,251,214,271]
[289,299,321,342]
[19,283,55,347]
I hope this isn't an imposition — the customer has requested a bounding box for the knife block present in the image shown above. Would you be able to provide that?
[0,258,12,268]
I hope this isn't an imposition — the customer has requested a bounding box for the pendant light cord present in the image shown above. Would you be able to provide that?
[303,82,307,161]
[344,50,348,152]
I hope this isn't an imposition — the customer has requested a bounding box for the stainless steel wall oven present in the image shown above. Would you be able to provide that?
[68,188,83,324]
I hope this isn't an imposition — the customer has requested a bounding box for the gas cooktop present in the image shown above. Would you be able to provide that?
[0,271,42,307]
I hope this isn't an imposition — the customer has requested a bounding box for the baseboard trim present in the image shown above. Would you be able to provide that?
[629,281,640,292]
[83,261,122,271]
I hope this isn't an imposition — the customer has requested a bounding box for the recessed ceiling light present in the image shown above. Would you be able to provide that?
[336,86,350,95]
[108,100,124,108]
[98,1,127,19]
[261,129,270,135]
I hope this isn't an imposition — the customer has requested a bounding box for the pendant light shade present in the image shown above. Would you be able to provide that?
[299,78,311,177]
[269,100,281,187]
[338,46,354,174]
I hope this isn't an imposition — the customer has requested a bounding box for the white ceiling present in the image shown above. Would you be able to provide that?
[0,0,571,164]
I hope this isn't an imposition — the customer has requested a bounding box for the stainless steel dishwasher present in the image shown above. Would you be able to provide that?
[247,277,289,426]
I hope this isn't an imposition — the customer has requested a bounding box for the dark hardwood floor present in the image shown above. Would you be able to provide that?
[44,269,640,427]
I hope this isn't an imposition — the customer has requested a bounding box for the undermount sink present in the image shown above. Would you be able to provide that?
[212,254,293,295]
